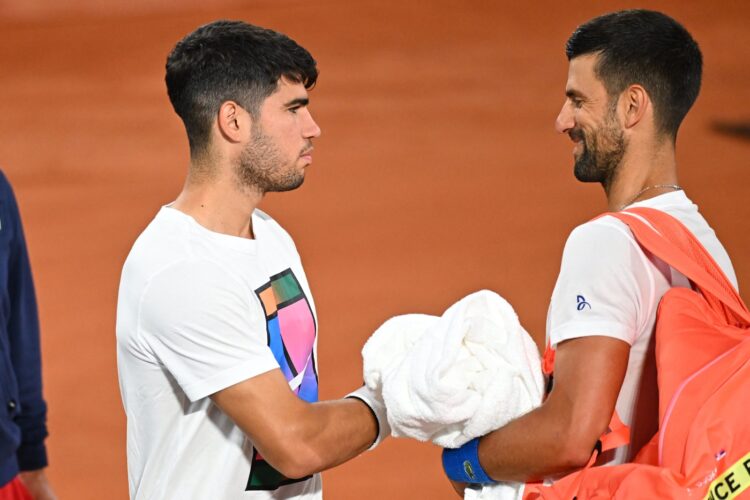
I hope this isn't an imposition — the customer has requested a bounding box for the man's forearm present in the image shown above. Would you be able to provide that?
[475,336,630,483]
[292,398,378,475]
[212,370,381,479]
[477,399,595,483]
[211,370,378,478]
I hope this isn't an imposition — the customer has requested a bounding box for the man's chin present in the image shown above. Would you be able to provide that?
[267,176,305,193]
[573,162,600,183]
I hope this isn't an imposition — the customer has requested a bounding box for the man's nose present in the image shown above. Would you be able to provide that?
[555,101,574,135]
[303,109,321,139]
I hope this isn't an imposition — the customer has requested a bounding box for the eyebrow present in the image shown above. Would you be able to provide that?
[565,89,584,99]
[284,97,309,108]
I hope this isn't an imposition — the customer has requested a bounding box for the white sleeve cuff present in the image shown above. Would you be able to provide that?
[549,321,634,348]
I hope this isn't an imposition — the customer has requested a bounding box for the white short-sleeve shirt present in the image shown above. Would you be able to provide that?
[116,207,322,499]
[546,191,737,464]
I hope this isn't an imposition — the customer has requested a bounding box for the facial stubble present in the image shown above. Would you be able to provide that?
[236,125,307,194]
[572,104,627,191]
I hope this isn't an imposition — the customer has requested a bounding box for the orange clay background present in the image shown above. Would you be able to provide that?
[0,0,748,498]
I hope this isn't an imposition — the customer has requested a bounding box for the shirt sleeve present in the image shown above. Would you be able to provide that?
[139,259,279,402]
[547,219,654,348]
[2,171,49,471]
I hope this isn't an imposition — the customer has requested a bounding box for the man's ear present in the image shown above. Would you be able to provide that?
[216,101,251,143]
[621,84,650,130]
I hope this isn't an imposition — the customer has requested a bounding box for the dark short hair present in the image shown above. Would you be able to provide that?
[566,10,702,138]
[165,20,317,155]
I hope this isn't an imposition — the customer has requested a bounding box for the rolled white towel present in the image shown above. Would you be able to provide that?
[362,290,544,500]
[465,482,524,500]
[362,314,434,391]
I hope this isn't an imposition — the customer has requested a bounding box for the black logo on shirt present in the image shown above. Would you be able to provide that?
[576,295,591,311]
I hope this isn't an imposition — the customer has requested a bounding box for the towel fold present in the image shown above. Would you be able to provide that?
[362,290,545,500]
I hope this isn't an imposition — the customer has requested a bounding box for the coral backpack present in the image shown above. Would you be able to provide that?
[525,207,750,499]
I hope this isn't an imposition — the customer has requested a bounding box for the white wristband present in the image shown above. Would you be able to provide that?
[346,385,390,450]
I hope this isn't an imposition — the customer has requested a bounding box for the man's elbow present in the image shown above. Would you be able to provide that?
[555,423,604,471]
[556,440,596,470]
[262,427,324,479]
[271,459,310,480]
[270,447,322,479]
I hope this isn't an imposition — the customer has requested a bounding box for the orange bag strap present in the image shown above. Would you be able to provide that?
[542,341,555,377]
[624,207,737,292]
[599,410,630,452]
[608,208,750,324]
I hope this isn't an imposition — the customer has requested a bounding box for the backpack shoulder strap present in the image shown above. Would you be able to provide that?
[606,207,750,324]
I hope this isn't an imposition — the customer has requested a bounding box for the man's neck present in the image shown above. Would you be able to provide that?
[171,168,263,239]
[605,139,679,212]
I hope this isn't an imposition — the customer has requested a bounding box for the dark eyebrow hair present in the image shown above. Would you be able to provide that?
[284,97,309,108]
[566,89,584,99]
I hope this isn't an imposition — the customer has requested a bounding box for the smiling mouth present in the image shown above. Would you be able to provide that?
[568,130,584,155]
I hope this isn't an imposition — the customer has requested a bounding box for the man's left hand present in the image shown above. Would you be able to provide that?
[19,469,57,500]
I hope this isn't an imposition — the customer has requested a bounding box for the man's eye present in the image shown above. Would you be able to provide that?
[289,107,300,114]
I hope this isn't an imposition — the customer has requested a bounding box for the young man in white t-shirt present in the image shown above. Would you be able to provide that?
[442,10,738,494]
[116,21,387,499]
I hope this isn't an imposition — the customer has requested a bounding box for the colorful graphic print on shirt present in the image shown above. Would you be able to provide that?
[247,268,319,491]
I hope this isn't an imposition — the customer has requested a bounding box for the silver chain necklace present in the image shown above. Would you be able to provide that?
[618,184,682,211]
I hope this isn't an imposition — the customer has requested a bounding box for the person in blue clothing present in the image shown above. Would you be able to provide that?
[0,171,55,500]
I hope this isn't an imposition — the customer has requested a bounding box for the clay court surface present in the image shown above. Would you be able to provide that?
[0,0,749,498]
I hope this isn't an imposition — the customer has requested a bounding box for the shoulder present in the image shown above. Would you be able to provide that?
[255,209,289,236]
[124,213,250,316]
[146,257,246,300]
[549,216,656,346]
[568,215,634,243]
[254,209,298,251]
[0,170,19,208]
[555,215,656,283]
[0,170,10,192]
[0,171,24,237]
[138,257,256,330]
[562,216,638,258]
[123,210,188,274]
[254,208,274,223]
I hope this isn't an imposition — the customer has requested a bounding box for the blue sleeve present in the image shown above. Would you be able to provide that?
[1,172,48,470]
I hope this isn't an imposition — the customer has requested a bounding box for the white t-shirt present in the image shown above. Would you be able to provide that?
[116,207,322,500]
[546,191,737,464]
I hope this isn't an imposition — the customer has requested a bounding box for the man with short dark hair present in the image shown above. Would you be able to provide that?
[116,20,387,499]
[442,9,737,493]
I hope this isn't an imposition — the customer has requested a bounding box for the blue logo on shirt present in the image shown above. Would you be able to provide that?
[576,295,591,310]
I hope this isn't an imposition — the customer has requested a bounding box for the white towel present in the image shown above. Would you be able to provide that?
[362,290,545,500]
